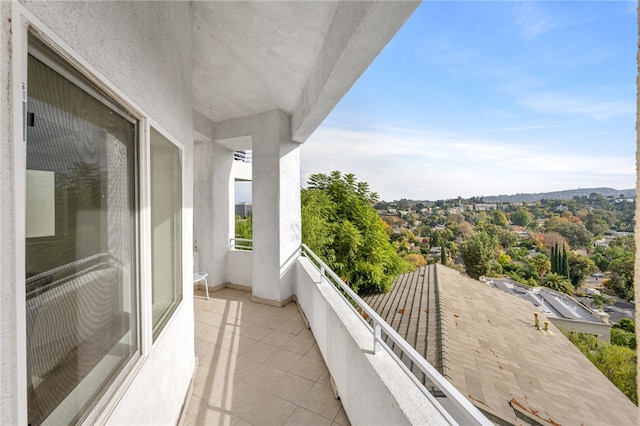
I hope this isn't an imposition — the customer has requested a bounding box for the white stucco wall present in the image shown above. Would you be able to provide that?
[295,257,449,425]
[547,317,611,342]
[6,2,195,424]
[194,141,235,287]
[20,0,192,145]
[226,250,253,288]
[251,110,301,303]
[106,304,195,425]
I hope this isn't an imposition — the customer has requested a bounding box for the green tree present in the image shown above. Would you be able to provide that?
[561,247,569,277]
[564,330,637,404]
[611,328,637,350]
[614,318,635,333]
[608,252,635,300]
[530,253,551,277]
[235,215,253,249]
[585,211,609,236]
[568,252,596,288]
[301,190,334,256]
[590,293,613,309]
[542,272,573,294]
[302,172,407,294]
[511,208,532,227]
[404,253,427,269]
[492,210,508,227]
[460,231,497,279]
[551,243,559,274]
[497,252,511,268]
[547,221,593,249]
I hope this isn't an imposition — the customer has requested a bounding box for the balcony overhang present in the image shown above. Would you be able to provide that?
[191,1,420,143]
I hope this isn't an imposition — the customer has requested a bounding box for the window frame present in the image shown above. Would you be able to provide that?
[148,124,185,342]
[11,7,188,424]
[24,33,143,426]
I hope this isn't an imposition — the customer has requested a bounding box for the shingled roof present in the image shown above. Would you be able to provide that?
[363,264,638,425]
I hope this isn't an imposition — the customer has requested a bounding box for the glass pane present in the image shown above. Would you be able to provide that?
[25,54,137,425]
[151,127,183,340]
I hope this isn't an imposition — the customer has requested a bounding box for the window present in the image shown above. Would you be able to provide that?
[25,46,138,424]
[150,127,183,340]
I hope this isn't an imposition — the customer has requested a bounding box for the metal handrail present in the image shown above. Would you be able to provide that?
[230,237,253,251]
[300,244,491,426]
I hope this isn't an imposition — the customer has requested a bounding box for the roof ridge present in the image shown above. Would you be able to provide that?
[432,263,450,380]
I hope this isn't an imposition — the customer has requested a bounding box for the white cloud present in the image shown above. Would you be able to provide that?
[512,2,556,41]
[301,125,635,201]
[519,92,633,120]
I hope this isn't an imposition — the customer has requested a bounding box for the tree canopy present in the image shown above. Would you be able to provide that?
[511,208,533,226]
[301,172,408,294]
[563,330,637,404]
[460,231,496,279]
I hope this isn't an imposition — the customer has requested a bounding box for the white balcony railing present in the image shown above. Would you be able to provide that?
[300,244,492,426]
[229,237,252,251]
[233,150,252,163]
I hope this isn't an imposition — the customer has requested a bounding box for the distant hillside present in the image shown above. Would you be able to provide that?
[484,188,635,203]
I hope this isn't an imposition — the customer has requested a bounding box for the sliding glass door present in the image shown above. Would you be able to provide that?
[25,50,138,425]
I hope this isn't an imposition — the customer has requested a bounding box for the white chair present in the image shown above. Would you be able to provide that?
[193,272,209,300]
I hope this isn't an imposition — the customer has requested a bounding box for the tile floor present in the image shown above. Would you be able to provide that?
[182,287,350,426]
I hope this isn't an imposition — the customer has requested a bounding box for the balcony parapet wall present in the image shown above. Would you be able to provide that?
[294,257,450,425]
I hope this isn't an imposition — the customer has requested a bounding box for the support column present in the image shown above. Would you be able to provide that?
[252,110,301,305]
[193,141,234,287]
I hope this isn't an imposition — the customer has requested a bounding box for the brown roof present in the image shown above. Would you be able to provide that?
[363,265,638,426]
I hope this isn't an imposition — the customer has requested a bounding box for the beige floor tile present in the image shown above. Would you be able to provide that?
[183,395,203,426]
[194,339,216,360]
[262,330,296,349]
[194,323,215,342]
[277,319,306,336]
[299,381,342,420]
[240,340,280,363]
[270,373,314,405]
[199,310,227,327]
[283,331,316,355]
[241,393,297,426]
[263,315,287,330]
[222,334,259,354]
[264,348,303,372]
[193,368,241,404]
[238,363,286,393]
[289,355,327,382]
[211,382,266,416]
[228,352,262,375]
[240,323,274,341]
[305,343,324,361]
[185,289,350,426]
[190,403,240,426]
[333,407,350,426]
[317,368,331,386]
[284,407,333,426]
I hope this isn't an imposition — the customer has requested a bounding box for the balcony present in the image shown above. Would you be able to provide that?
[184,287,349,425]
[184,242,491,425]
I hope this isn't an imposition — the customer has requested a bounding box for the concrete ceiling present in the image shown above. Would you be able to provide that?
[192,1,338,124]
[191,1,420,143]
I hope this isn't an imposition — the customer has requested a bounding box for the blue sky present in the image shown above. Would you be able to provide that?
[301,1,637,201]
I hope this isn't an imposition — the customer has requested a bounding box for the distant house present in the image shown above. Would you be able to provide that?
[428,247,441,259]
[235,202,252,218]
[473,203,497,211]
